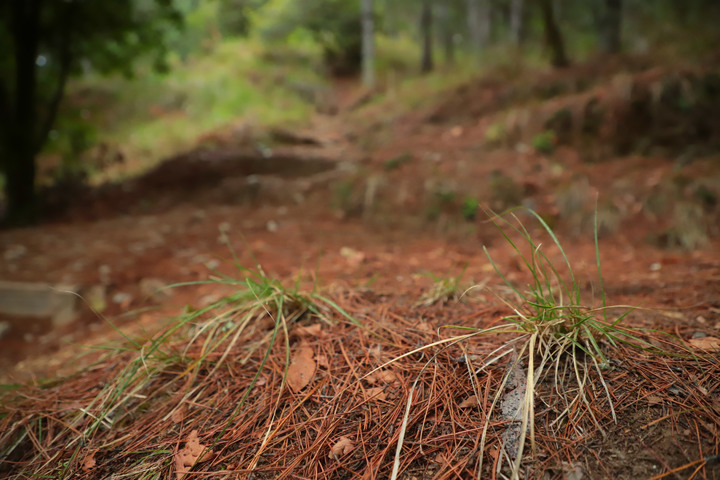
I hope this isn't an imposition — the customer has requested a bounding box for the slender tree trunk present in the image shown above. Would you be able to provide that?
[4,0,41,225]
[420,0,434,73]
[437,3,454,65]
[509,0,524,45]
[538,0,569,68]
[478,0,491,47]
[467,0,480,52]
[598,0,622,54]
[467,0,491,59]
[361,0,375,88]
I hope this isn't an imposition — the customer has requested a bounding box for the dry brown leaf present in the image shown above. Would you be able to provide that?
[175,430,215,480]
[82,451,97,472]
[316,353,330,369]
[363,387,387,402]
[688,336,720,351]
[366,370,398,385]
[295,323,326,338]
[287,345,316,392]
[459,395,480,409]
[416,321,434,333]
[171,405,186,424]
[646,395,662,406]
[329,436,355,458]
[340,247,365,267]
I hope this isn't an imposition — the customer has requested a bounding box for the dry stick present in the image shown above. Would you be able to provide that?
[509,333,536,480]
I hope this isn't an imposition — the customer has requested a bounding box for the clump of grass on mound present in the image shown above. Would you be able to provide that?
[0,262,361,479]
[387,208,672,480]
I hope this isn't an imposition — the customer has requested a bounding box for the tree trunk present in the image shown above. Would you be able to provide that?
[538,0,569,68]
[509,0,524,45]
[467,0,491,54]
[478,0,491,47]
[361,0,375,88]
[3,0,41,226]
[598,0,622,54]
[437,3,454,65]
[420,0,434,73]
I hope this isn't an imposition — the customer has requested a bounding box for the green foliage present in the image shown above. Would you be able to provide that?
[415,265,468,307]
[461,197,479,221]
[259,0,363,75]
[484,122,506,145]
[60,38,317,179]
[532,130,556,154]
[384,152,413,170]
[218,0,270,37]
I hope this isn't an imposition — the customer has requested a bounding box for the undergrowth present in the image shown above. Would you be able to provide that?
[0,259,362,479]
[387,208,676,480]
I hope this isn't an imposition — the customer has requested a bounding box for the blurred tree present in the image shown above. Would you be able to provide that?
[598,0,622,53]
[509,0,524,45]
[0,0,182,225]
[467,0,491,55]
[361,0,375,87]
[436,3,453,65]
[420,0,434,73]
[261,0,363,76]
[436,1,465,65]
[217,0,269,37]
[538,0,569,67]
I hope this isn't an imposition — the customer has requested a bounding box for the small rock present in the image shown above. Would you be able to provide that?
[85,285,107,313]
[112,292,132,305]
[4,244,27,261]
[98,264,112,285]
[0,321,10,339]
[650,262,662,271]
[139,278,171,301]
[267,220,279,232]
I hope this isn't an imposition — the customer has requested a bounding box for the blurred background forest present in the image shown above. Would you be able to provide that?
[1,0,719,227]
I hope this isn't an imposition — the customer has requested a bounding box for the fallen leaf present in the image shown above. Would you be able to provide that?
[171,405,186,424]
[316,353,330,369]
[366,370,398,385]
[175,430,215,480]
[688,336,720,351]
[295,323,326,338]
[340,247,365,267]
[329,436,355,458]
[363,387,387,402]
[565,462,585,480]
[287,345,316,392]
[487,447,499,461]
[82,451,97,472]
[459,395,479,409]
[646,395,662,406]
[416,321,434,333]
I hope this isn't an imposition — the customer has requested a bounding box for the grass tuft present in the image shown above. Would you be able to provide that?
[0,253,363,479]
[387,207,678,480]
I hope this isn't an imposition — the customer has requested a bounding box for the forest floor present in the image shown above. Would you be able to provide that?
[1,55,720,479]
